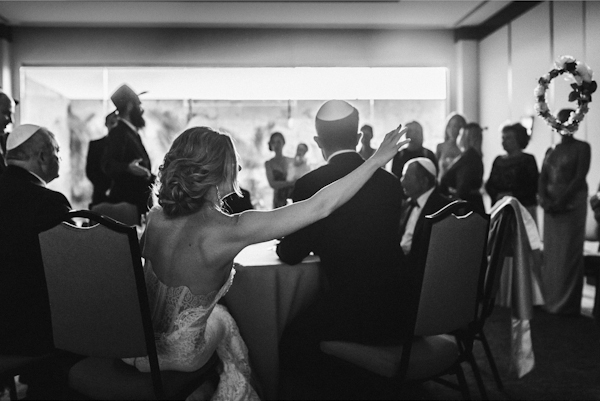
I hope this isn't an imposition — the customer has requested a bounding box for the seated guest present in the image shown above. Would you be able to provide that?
[223,187,254,214]
[0,124,82,397]
[440,122,485,213]
[277,100,408,394]
[485,122,539,220]
[391,120,438,192]
[399,157,450,264]
[122,126,407,400]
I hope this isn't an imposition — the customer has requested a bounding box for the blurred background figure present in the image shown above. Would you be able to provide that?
[539,108,591,316]
[102,84,154,220]
[358,124,375,160]
[265,131,295,208]
[391,120,437,194]
[287,143,311,182]
[0,90,16,175]
[440,122,484,213]
[485,122,539,220]
[86,111,119,208]
[436,112,466,179]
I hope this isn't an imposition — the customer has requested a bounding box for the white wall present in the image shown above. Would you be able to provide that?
[479,1,600,195]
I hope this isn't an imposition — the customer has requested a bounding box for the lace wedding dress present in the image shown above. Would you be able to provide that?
[123,264,259,401]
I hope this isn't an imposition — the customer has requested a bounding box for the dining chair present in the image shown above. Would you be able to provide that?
[466,205,515,398]
[38,210,219,400]
[90,201,139,226]
[320,200,490,399]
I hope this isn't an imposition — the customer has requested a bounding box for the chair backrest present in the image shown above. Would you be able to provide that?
[91,201,139,226]
[39,210,156,363]
[481,205,515,321]
[411,200,490,337]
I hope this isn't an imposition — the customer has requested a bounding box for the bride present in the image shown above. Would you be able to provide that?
[123,125,408,400]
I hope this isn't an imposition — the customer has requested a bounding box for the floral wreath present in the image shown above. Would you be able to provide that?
[534,55,597,135]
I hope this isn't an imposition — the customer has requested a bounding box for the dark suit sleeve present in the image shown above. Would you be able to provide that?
[102,128,130,178]
[86,141,105,184]
[276,175,320,265]
[35,191,72,233]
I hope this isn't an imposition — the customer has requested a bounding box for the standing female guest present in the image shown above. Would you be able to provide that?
[436,112,466,179]
[485,123,539,220]
[440,122,485,213]
[539,109,590,316]
[123,126,408,400]
[265,131,295,208]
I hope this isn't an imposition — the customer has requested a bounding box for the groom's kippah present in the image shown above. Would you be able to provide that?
[404,157,436,179]
[315,100,359,140]
[6,124,42,151]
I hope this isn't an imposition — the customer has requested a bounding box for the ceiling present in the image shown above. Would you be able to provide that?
[0,1,512,30]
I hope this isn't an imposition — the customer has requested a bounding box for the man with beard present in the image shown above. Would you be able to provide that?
[0,90,16,175]
[102,84,154,221]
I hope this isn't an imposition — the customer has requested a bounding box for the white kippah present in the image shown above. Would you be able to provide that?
[405,157,436,178]
[6,124,41,151]
[316,100,354,121]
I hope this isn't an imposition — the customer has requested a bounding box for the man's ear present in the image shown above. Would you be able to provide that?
[354,132,361,147]
[313,136,323,149]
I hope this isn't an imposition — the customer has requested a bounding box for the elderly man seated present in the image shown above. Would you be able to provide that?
[0,124,82,397]
[399,157,450,264]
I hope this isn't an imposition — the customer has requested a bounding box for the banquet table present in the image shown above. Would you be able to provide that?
[222,240,321,400]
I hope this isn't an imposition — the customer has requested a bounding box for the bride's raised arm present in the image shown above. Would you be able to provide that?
[229,126,409,248]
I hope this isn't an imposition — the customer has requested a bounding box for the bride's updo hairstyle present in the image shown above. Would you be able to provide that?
[158,127,241,217]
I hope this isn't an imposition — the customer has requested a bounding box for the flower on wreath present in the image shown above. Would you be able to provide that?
[534,55,597,135]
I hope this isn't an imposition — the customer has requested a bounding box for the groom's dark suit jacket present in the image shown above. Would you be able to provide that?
[403,187,451,267]
[0,165,71,355]
[277,151,406,344]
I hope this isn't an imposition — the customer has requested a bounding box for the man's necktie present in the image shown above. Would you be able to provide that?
[399,198,419,237]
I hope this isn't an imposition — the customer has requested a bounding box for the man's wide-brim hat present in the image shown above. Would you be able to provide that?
[110,84,146,109]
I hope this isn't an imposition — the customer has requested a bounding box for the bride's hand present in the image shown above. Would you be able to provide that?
[370,125,410,168]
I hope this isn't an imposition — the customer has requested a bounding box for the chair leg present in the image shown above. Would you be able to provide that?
[480,331,504,390]
[455,363,471,400]
[464,348,488,400]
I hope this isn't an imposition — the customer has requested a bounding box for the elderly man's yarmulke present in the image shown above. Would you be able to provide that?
[6,124,41,150]
[404,157,436,179]
[111,84,142,109]
[315,100,359,138]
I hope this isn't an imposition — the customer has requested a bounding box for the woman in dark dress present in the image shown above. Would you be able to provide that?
[440,122,485,213]
[485,123,539,220]
[539,109,590,315]
[265,132,295,208]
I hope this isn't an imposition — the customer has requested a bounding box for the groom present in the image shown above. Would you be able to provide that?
[277,100,406,395]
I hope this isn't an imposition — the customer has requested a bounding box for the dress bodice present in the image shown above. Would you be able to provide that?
[135,264,236,371]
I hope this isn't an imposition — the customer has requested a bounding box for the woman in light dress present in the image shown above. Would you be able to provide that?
[436,112,466,180]
[124,125,408,400]
[286,143,311,182]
